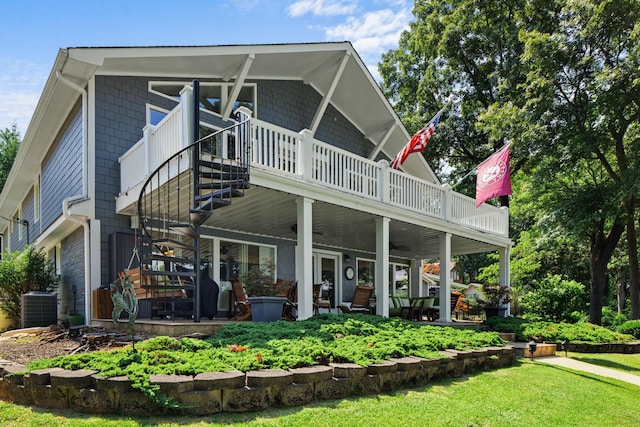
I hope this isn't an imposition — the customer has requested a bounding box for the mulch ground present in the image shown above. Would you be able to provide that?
[0,325,142,365]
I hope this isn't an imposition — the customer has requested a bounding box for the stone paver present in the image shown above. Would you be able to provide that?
[538,356,640,387]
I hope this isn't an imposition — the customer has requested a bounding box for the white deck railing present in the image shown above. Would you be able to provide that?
[119,108,508,236]
[118,105,183,194]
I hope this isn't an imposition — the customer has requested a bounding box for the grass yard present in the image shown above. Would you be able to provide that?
[2,358,640,426]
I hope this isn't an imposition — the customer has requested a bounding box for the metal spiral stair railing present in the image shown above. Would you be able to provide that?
[136,114,250,321]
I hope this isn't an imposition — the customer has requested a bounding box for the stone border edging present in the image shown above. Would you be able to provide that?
[0,346,515,416]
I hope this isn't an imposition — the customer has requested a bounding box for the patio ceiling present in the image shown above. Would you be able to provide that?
[197,185,502,260]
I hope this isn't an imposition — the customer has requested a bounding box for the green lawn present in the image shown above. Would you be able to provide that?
[2,358,640,426]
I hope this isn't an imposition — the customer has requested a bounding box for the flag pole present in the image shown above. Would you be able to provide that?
[450,168,475,189]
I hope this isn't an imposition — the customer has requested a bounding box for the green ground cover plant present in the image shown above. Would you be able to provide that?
[3,359,640,426]
[484,316,635,343]
[617,320,640,339]
[26,314,506,407]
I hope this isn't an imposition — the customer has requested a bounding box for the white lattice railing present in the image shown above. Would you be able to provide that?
[120,108,508,236]
[249,119,300,176]
[310,141,380,199]
[450,191,509,235]
[389,169,443,217]
[118,104,183,194]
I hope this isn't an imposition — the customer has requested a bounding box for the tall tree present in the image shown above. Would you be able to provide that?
[0,123,21,192]
[520,0,640,321]
[380,0,639,323]
[379,0,545,203]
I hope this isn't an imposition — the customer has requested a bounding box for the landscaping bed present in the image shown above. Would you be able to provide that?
[0,314,513,415]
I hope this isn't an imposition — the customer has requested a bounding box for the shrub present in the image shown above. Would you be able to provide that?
[483,317,635,343]
[28,314,507,407]
[617,320,640,339]
[521,321,634,343]
[0,246,60,324]
[520,275,586,322]
[483,316,530,341]
[601,306,629,329]
[481,283,511,306]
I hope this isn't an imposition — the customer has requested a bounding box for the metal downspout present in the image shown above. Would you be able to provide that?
[56,71,91,324]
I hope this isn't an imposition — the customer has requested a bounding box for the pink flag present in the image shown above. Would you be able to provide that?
[391,109,443,170]
[475,144,512,207]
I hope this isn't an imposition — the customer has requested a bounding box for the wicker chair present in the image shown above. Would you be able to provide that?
[230,278,252,321]
[338,285,374,314]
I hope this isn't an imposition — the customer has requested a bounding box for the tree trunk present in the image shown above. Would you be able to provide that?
[588,220,625,325]
[616,269,626,314]
[626,199,639,319]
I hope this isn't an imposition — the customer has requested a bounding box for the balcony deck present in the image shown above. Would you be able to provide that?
[117,106,508,240]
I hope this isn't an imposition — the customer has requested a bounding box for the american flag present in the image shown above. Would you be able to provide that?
[391,109,443,170]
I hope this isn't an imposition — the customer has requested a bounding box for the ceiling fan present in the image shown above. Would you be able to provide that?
[290,224,324,235]
[389,241,410,252]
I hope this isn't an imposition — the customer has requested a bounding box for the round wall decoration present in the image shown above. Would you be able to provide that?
[344,266,355,280]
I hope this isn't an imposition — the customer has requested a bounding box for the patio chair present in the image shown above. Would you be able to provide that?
[313,283,332,315]
[425,292,464,321]
[230,277,252,321]
[338,285,374,314]
[281,281,298,321]
[453,291,472,319]
[407,297,435,321]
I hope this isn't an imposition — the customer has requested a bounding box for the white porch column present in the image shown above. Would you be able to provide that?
[439,232,452,322]
[378,160,390,204]
[375,217,390,317]
[499,246,511,316]
[180,85,194,148]
[299,129,314,182]
[295,197,314,319]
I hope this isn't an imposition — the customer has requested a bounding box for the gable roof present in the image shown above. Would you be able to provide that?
[0,42,440,230]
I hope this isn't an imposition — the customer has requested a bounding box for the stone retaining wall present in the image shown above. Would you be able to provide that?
[0,346,515,416]
[554,341,640,354]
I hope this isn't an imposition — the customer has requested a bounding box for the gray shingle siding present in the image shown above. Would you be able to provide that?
[96,76,150,282]
[92,76,372,284]
[61,227,85,316]
[40,105,83,231]
[93,76,177,283]
[16,188,35,248]
[257,80,370,156]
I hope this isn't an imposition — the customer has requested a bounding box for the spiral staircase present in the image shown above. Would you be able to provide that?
[135,82,250,321]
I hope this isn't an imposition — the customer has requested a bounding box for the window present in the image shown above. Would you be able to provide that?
[149,81,256,117]
[218,240,276,283]
[34,179,40,222]
[390,263,410,297]
[17,207,22,241]
[199,123,236,160]
[55,244,62,275]
[3,227,8,253]
[147,105,170,126]
[356,258,375,287]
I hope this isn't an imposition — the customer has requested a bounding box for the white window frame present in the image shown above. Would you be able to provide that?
[389,262,410,297]
[17,207,22,241]
[33,178,40,222]
[146,104,171,126]
[149,81,257,118]
[356,257,376,288]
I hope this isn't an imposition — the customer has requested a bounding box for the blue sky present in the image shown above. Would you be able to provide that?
[1,0,413,134]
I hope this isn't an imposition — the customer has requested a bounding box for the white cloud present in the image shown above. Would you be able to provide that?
[287,0,358,17]
[323,8,410,57]
[324,6,411,82]
[0,59,48,134]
